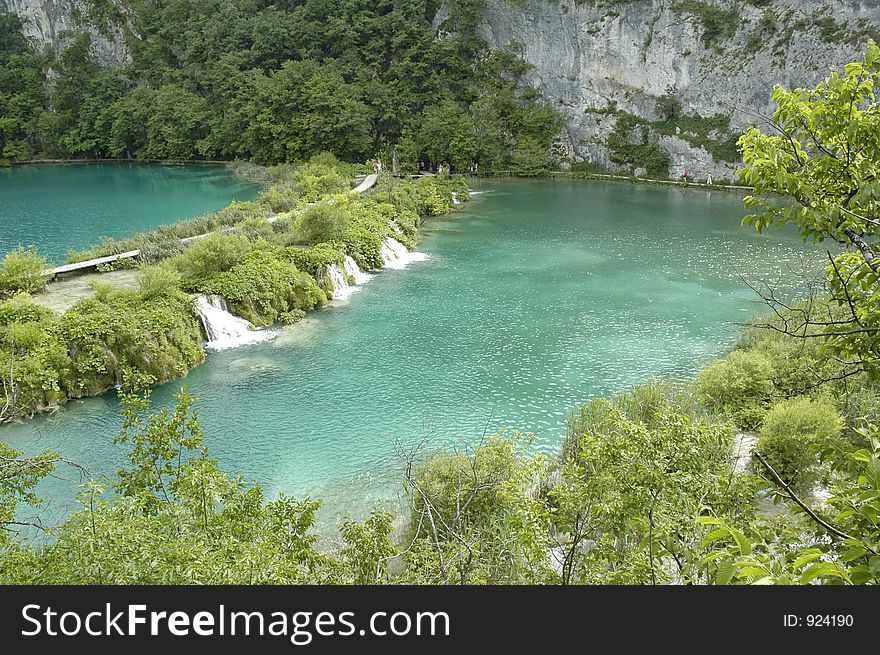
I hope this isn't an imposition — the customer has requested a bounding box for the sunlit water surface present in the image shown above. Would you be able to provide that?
[2,178,817,533]
[0,163,260,263]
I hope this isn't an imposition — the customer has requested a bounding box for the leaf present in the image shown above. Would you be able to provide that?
[792,549,823,569]
[715,559,736,586]
[800,562,846,584]
[730,527,752,556]
[840,546,868,563]
[702,527,731,547]
[865,458,880,489]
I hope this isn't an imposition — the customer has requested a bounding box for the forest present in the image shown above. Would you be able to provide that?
[0,0,561,172]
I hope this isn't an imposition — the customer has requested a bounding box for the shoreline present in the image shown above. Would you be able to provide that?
[2,170,466,424]
[6,157,754,192]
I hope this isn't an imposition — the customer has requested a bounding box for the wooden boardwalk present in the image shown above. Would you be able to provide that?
[49,173,380,277]
[351,173,378,194]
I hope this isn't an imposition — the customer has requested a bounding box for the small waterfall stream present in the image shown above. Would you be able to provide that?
[196,241,424,351]
[380,237,426,269]
[324,263,355,300]
[344,255,372,284]
[193,295,276,350]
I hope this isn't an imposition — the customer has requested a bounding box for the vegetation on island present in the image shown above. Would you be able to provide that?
[0,154,468,417]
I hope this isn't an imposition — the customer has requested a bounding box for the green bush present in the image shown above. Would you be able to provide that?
[672,1,740,48]
[292,201,351,245]
[0,293,53,326]
[257,184,304,213]
[413,176,454,215]
[285,243,345,275]
[693,349,775,429]
[757,396,843,492]
[564,382,711,463]
[138,264,182,299]
[292,160,349,202]
[0,246,52,297]
[59,289,205,395]
[409,438,520,539]
[199,253,326,326]
[0,294,69,412]
[607,114,670,178]
[173,233,253,283]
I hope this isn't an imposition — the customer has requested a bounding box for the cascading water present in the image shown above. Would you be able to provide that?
[344,256,372,285]
[193,295,276,350]
[379,237,427,270]
[452,192,462,205]
[195,239,422,350]
[324,264,355,300]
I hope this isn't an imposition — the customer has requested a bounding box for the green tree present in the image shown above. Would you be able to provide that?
[0,13,46,163]
[108,87,156,159]
[142,85,209,160]
[738,41,880,378]
[704,41,880,585]
[555,385,752,584]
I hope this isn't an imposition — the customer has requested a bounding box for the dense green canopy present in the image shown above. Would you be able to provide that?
[0,0,561,171]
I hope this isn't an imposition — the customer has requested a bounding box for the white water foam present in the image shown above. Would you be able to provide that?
[379,237,427,270]
[324,263,357,300]
[344,255,373,285]
[194,295,276,350]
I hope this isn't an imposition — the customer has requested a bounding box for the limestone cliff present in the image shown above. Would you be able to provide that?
[449,0,880,179]
[0,0,128,65]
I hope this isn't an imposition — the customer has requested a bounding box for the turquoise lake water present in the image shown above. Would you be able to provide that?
[1,177,818,531]
[0,163,260,263]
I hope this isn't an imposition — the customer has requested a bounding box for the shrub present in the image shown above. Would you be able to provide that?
[0,294,69,412]
[239,216,275,241]
[564,383,711,463]
[258,184,304,213]
[139,264,182,299]
[0,246,52,297]
[292,160,349,201]
[607,114,670,178]
[341,225,384,270]
[285,243,345,275]
[58,289,204,395]
[173,233,252,283]
[756,395,843,492]
[0,293,53,326]
[413,177,454,215]
[409,438,520,537]
[198,253,326,326]
[693,349,775,429]
[292,201,351,245]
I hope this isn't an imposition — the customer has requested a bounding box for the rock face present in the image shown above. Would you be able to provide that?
[0,0,128,65]
[468,0,880,179]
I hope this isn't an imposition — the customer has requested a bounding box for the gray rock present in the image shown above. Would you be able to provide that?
[469,0,880,178]
[1,0,128,65]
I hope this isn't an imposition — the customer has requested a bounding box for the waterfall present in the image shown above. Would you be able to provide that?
[452,192,462,205]
[324,263,355,300]
[194,295,276,351]
[379,237,426,270]
[344,255,372,285]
